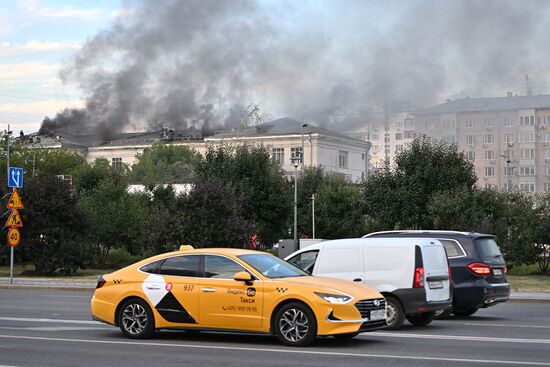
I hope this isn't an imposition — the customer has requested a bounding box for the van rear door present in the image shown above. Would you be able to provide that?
[421,242,451,302]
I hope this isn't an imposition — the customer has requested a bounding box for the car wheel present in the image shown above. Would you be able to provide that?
[385,296,405,330]
[406,311,436,326]
[452,307,479,317]
[333,332,359,340]
[274,302,317,347]
[118,298,155,339]
[435,308,453,319]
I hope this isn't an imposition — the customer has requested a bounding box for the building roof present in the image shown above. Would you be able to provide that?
[208,117,369,145]
[414,95,550,115]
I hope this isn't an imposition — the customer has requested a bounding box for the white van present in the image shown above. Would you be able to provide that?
[285,238,452,329]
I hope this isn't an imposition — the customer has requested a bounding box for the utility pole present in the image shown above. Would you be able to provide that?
[311,194,315,239]
[301,120,308,170]
[501,154,512,192]
[292,154,300,251]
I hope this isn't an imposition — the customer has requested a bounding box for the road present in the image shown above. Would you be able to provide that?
[0,288,548,367]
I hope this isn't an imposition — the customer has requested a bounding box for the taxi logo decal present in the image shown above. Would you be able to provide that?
[142,274,196,324]
[246,287,256,297]
[113,279,123,284]
[276,287,288,293]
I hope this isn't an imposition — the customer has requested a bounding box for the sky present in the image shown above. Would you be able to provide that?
[2,0,550,136]
[0,0,123,133]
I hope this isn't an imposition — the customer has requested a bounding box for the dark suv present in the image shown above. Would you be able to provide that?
[363,231,510,317]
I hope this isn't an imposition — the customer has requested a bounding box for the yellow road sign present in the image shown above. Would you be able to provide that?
[7,188,24,209]
[5,208,23,228]
[7,228,20,247]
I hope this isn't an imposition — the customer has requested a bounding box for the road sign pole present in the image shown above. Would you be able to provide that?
[6,125,14,284]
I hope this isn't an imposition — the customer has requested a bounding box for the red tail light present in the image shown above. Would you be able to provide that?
[413,267,424,288]
[96,275,107,289]
[467,262,491,276]
[448,266,452,279]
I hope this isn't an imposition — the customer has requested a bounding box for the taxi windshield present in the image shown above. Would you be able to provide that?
[238,254,309,279]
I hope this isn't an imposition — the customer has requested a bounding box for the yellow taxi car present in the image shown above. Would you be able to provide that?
[91,247,386,346]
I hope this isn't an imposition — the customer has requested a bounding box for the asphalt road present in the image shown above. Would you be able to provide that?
[0,288,549,367]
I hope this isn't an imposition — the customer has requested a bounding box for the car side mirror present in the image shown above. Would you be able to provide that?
[234,271,254,285]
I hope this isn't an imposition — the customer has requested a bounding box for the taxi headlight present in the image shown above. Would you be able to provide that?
[314,292,354,304]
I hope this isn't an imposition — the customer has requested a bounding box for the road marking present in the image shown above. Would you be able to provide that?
[369,331,550,344]
[463,322,550,329]
[0,317,100,325]
[0,326,109,332]
[0,334,548,366]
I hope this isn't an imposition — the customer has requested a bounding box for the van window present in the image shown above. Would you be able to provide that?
[317,247,362,274]
[286,251,319,273]
[438,239,466,258]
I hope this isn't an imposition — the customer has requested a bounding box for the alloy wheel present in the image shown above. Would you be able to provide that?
[278,308,309,343]
[122,303,148,335]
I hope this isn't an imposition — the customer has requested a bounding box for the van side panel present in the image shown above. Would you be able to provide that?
[315,247,363,283]
[422,244,451,302]
[364,246,413,292]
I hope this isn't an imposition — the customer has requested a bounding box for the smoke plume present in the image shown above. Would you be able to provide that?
[42,0,550,139]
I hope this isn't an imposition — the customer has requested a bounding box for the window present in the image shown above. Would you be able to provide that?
[438,239,466,258]
[204,255,246,279]
[371,133,379,141]
[545,183,550,193]
[112,157,123,170]
[238,254,308,278]
[466,135,477,145]
[545,166,550,176]
[442,120,456,129]
[466,119,475,128]
[504,167,514,176]
[520,116,535,126]
[159,255,201,277]
[520,149,535,159]
[426,121,434,130]
[384,133,390,143]
[545,132,550,142]
[484,150,495,160]
[290,147,303,164]
[404,131,414,139]
[443,135,456,144]
[546,149,550,159]
[545,116,550,125]
[519,132,535,143]
[519,183,536,192]
[404,119,415,129]
[504,117,513,127]
[484,134,494,144]
[286,251,319,273]
[519,166,536,176]
[484,118,494,127]
[503,133,515,144]
[395,133,403,140]
[395,144,404,153]
[484,183,496,190]
[140,260,164,274]
[484,167,494,177]
[503,150,514,159]
[338,150,348,168]
[271,148,284,165]
[466,151,476,161]
[395,120,403,129]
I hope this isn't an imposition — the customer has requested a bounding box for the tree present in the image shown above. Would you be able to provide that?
[130,143,201,185]
[195,145,291,245]
[79,177,148,264]
[74,158,128,194]
[361,137,477,230]
[20,176,89,274]
[176,177,252,248]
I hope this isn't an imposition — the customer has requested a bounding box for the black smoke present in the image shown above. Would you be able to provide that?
[41,0,550,138]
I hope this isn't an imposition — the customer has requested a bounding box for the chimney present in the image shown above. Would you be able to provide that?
[507,91,513,97]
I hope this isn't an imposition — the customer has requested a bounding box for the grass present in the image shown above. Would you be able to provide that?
[0,264,120,279]
[507,275,550,292]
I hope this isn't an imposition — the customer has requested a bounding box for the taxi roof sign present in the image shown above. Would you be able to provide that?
[7,188,24,209]
[5,208,23,228]
[179,245,194,251]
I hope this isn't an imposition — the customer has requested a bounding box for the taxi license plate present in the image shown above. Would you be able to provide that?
[369,309,385,321]
[429,281,443,289]
[493,269,502,276]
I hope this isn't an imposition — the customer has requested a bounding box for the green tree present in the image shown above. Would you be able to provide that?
[20,176,89,274]
[195,145,291,245]
[361,137,477,230]
[176,177,252,248]
[74,158,128,194]
[130,143,201,185]
[79,178,148,264]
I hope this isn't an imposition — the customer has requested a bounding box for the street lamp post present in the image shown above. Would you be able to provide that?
[291,154,301,251]
[301,123,308,170]
[500,154,512,192]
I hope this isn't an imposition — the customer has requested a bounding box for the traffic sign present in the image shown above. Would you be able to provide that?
[7,188,24,209]
[5,208,23,228]
[8,167,24,188]
[7,228,20,247]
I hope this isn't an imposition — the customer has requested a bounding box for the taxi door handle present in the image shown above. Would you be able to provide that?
[201,288,216,293]
[146,286,160,290]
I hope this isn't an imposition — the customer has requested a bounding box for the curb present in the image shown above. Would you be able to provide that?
[0,284,94,291]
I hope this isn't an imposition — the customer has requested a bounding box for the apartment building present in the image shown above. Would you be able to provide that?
[413,94,550,193]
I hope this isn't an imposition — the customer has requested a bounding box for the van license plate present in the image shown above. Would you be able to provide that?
[428,281,443,289]
[493,269,502,276]
[369,310,385,321]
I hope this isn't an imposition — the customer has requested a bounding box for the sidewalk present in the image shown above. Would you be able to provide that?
[1,277,550,302]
